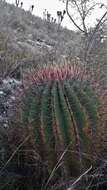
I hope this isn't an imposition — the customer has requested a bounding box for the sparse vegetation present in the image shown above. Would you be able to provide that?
[0,1,107,189]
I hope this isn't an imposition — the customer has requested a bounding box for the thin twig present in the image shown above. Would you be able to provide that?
[0,135,31,176]
[42,142,72,190]
[67,165,92,190]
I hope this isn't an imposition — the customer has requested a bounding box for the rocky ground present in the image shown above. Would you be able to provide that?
[0,78,22,128]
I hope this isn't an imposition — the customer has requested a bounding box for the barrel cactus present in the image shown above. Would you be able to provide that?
[20,62,101,176]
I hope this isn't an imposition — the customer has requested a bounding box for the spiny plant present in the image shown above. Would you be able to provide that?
[19,62,103,177]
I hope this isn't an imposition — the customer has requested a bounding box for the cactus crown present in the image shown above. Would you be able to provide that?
[21,63,100,175]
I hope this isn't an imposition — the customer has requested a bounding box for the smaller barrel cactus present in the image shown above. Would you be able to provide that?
[20,63,101,176]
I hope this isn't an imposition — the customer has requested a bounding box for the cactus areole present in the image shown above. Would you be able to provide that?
[21,63,100,176]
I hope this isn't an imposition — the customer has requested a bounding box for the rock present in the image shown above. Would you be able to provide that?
[0,91,4,95]
[0,77,22,127]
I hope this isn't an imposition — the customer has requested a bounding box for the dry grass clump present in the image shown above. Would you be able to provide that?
[0,123,49,190]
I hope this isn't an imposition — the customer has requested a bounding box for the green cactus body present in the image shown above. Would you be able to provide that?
[21,64,100,176]
[74,87,98,134]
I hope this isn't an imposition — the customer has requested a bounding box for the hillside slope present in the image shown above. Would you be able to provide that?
[0,1,81,79]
